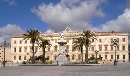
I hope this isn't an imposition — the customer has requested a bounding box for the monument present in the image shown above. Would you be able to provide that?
[54,33,69,65]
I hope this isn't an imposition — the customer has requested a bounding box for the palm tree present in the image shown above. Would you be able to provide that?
[81,30,96,63]
[38,37,50,64]
[23,29,40,64]
[73,37,85,63]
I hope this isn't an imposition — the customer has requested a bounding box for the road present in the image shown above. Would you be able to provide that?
[0,62,130,76]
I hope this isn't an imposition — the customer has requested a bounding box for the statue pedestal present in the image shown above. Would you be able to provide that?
[55,55,69,65]
[53,42,69,65]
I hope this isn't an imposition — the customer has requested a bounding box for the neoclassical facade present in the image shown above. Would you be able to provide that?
[11,27,129,63]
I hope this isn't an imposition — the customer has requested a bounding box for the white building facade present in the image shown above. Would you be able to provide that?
[11,27,129,63]
[0,46,11,62]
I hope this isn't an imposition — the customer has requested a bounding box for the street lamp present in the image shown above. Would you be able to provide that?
[111,39,118,66]
[3,41,6,67]
[95,50,99,64]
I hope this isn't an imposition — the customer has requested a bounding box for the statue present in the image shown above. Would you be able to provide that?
[59,33,64,42]
[54,32,69,65]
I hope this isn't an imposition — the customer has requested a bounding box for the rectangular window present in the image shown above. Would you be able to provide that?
[99,46,102,51]
[14,47,16,52]
[99,55,101,58]
[105,55,107,59]
[19,41,22,44]
[24,47,27,52]
[14,56,16,60]
[92,39,94,42]
[78,55,81,60]
[24,56,26,60]
[14,41,16,44]
[122,38,125,42]
[54,46,57,51]
[117,55,119,59]
[91,47,94,51]
[92,55,94,58]
[111,55,113,59]
[19,56,21,60]
[30,47,32,52]
[122,46,125,50]
[35,47,38,52]
[77,48,80,52]
[48,47,50,51]
[55,56,57,60]
[25,41,27,44]
[117,45,119,50]
[47,56,49,60]
[72,55,75,60]
[99,39,102,42]
[105,45,108,51]
[99,55,102,60]
[123,55,125,59]
[19,47,22,52]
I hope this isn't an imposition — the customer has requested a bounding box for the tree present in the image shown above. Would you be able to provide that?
[38,37,50,64]
[23,29,40,64]
[81,30,96,63]
[73,37,85,63]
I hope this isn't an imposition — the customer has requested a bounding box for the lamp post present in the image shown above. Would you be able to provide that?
[111,39,118,66]
[3,41,6,67]
[95,50,99,64]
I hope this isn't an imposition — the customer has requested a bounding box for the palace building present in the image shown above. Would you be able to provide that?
[11,27,129,64]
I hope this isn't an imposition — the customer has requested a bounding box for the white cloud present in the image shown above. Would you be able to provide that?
[0,24,25,43]
[31,0,130,43]
[3,0,16,6]
[31,0,106,32]
[94,8,130,43]
[96,8,130,33]
[45,29,54,33]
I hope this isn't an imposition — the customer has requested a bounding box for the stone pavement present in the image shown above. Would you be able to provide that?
[0,62,130,76]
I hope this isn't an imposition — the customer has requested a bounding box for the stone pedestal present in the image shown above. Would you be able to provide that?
[53,42,69,65]
[56,55,69,65]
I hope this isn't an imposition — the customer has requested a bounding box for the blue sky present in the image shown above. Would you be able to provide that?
[0,0,60,32]
[0,0,130,43]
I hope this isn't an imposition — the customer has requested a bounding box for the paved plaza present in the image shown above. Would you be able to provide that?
[0,62,130,76]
